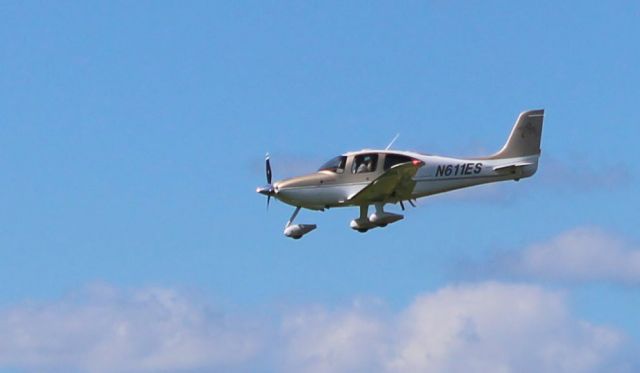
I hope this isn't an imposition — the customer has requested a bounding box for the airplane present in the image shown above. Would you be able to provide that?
[257,109,544,239]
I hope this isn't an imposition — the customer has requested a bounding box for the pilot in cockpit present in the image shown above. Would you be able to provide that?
[356,156,373,173]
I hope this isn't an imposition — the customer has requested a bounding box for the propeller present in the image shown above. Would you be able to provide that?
[266,153,272,185]
[257,153,275,210]
[266,154,272,208]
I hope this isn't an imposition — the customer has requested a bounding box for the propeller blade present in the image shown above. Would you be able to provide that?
[400,200,405,211]
[408,199,416,208]
[265,153,272,184]
[267,195,271,210]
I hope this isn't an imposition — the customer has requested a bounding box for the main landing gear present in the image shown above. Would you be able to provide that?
[350,203,403,233]
[283,206,317,239]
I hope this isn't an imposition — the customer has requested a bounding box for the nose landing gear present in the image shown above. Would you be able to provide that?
[283,206,317,239]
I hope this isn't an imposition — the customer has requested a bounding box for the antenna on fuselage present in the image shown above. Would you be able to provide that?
[385,133,400,150]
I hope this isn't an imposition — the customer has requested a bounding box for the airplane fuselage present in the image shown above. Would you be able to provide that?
[272,150,539,210]
[257,109,544,238]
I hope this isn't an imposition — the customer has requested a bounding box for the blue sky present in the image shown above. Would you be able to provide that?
[1,1,639,372]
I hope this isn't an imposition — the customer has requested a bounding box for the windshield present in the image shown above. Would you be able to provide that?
[318,155,346,173]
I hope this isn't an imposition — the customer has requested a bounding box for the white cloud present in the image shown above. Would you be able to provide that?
[0,282,633,373]
[279,301,386,373]
[280,282,627,373]
[500,227,640,283]
[385,282,622,373]
[0,284,262,373]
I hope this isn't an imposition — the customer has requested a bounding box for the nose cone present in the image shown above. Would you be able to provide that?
[256,184,275,196]
[270,179,301,206]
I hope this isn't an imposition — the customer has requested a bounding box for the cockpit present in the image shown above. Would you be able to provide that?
[351,153,378,174]
[318,153,418,175]
[318,155,347,173]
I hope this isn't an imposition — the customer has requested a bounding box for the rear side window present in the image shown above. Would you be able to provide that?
[384,154,414,170]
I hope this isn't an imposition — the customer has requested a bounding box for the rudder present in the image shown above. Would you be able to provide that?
[489,109,544,159]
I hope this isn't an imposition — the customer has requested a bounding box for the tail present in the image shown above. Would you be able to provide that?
[488,109,544,159]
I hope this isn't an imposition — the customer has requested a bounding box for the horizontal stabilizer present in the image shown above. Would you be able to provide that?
[493,162,533,174]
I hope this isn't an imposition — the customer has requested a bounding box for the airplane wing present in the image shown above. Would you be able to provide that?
[493,162,533,174]
[348,161,423,204]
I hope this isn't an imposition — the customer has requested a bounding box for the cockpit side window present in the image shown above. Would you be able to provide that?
[384,154,414,170]
[318,156,347,173]
[351,154,379,174]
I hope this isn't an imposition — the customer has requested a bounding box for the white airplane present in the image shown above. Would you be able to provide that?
[258,109,544,239]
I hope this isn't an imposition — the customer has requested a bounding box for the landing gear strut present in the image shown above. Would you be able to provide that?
[350,203,404,233]
[350,205,377,232]
[283,206,317,239]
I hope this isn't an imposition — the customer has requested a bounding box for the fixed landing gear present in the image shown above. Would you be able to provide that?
[283,206,317,239]
[350,205,377,232]
[350,203,403,233]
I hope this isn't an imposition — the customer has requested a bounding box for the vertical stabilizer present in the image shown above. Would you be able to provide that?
[489,109,544,159]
